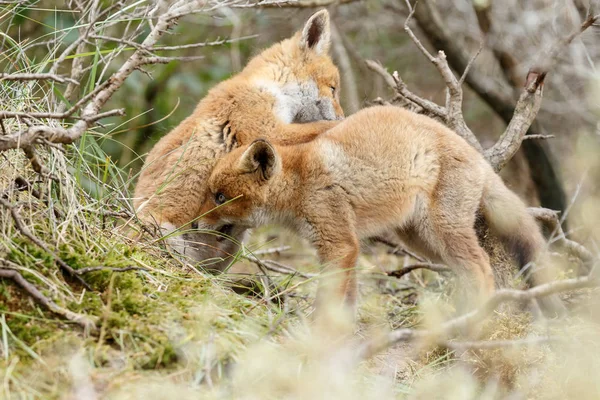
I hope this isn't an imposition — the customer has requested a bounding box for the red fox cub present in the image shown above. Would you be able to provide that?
[199,106,551,308]
[133,10,343,270]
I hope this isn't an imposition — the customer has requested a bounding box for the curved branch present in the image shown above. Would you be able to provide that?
[0,267,97,332]
[357,275,600,360]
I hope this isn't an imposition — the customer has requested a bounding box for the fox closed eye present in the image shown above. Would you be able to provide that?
[330,86,336,95]
[215,192,228,205]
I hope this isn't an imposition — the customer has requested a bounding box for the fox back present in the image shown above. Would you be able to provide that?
[201,106,553,310]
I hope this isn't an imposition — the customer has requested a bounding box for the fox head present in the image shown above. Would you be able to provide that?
[200,140,281,230]
[243,10,344,123]
[164,12,343,272]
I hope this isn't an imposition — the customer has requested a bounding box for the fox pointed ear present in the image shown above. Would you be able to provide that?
[238,139,280,181]
[299,10,331,55]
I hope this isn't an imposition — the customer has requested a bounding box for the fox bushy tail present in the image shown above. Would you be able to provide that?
[480,168,566,315]
[480,171,546,271]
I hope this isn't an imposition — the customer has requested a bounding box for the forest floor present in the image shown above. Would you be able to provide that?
[2,146,600,400]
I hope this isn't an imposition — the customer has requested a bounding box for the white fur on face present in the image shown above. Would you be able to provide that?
[255,79,339,124]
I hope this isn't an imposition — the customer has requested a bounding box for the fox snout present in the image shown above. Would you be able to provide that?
[294,97,341,123]
[190,220,232,240]
[317,98,344,121]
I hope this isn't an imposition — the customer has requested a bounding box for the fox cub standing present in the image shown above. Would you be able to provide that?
[133,11,343,270]
[199,106,550,308]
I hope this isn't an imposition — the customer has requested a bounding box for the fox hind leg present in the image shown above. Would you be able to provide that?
[410,168,495,303]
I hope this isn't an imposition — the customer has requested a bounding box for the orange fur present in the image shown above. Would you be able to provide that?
[133,11,343,270]
[200,106,551,311]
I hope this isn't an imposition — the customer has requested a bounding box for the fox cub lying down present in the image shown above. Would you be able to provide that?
[198,105,551,308]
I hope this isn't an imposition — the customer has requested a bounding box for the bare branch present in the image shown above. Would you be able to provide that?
[371,236,427,262]
[413,0,515,117]
[484,70,545,171]
[243,253,315,279]
[365,60,447,119]
[484,14,598,171]
[138,55,205,65]
[409,0,596,201]
[90,35,154,54]
[0,73,79,85]
[535,14,599,75]
[403,0,436,63]
[357,275,600,359]
[0,1,206,152]
[0,198,91,290]
[401,0,483,152]
[458,39,484,86]
[388,262,451,279]
[83,108,125,122]
[74,266,150,275]
[152,35,259,51]
[528,207,595,263]
[22,146,53,177]
[0,266,97,332]
[523,134,555,140]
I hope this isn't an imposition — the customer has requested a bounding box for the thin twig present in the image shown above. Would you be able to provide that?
[252,246,292,256]
[243,253,315,279]
[139,55,205,65]
[523,134,555,140]
[0,73,79,85]
[153,35,258,51]
[3,176,64,218]
[371,236,427,262]
[74,266,150,275]
[388,263,451,279]
[458,38,484,86]
[0,268,97,332]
